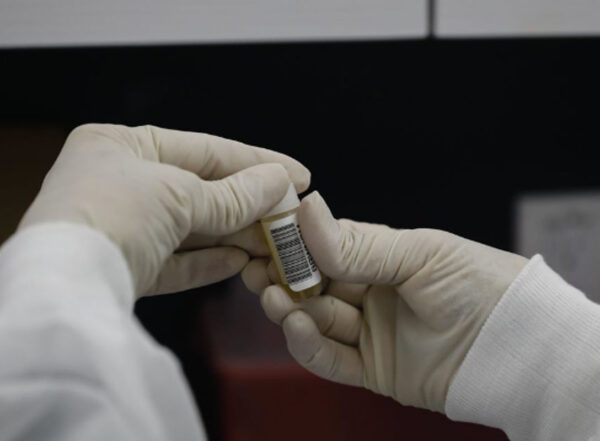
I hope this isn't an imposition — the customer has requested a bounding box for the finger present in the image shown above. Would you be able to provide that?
[283,310,363,387]
[146,247,248,296]
[258,261,367,309]
[67,124,310,191]
[321,280,369,308]
[260,285,302,324]
[180,223,269,257]
[302,295,362,346]
[266,260,281,284]
[137,125,311,192]
[191,163,291,235]
[299,191,422,286]
[261,285,362,346]
[241,258,271,295]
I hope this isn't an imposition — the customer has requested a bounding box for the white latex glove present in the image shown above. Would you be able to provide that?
[242,191,527,412]
[19,124,309,297]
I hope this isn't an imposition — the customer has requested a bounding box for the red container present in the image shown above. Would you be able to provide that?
[195,277,508,441]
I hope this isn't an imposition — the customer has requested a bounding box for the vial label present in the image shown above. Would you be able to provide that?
[267,213,322,292]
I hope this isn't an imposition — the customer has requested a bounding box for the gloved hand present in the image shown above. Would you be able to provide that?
[19,124,309,297]
[242,191,527,412]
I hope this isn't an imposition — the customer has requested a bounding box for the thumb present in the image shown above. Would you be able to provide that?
[298,192,423,285]
[192,162,290,235]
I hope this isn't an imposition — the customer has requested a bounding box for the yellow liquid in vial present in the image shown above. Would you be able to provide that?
[261,209,323,302]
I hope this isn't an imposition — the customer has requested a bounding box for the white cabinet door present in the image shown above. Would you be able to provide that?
[436,0,600,37]
[0,0,427,48]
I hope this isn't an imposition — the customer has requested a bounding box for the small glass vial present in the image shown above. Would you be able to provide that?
[261,183,323,302]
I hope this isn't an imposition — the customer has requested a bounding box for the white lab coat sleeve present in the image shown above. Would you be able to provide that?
[446,255,600,441]
[0,223,206,441]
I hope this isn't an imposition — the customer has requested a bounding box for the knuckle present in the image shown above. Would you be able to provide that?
[325,347,340,380]
[320,225,356,278]
[321,297,337,335]
[296,337,322,368]
[411,228,450,244]
[287,310,309,330]
[66,123,102,143]
[299,168,311,190]
[204,181,236,228]
[333,228,359,277]
[69,123,96,136]
[72,122,106,133]
[66,123,128,151]
[409,229,461,258]
[260,286,278,311]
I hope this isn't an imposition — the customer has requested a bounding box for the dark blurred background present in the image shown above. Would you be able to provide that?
[1,35,600,440]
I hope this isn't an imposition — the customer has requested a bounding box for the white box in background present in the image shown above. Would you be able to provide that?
[0,0,427,48]
[437,0,600,37]
[516,192,600,302]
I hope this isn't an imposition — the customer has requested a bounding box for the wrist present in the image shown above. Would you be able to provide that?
[446,255,600,440]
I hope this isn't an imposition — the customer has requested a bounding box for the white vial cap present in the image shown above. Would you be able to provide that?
[263,183,300,218]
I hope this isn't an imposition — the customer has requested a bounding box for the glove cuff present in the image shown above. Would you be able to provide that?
[446,255,600,440]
